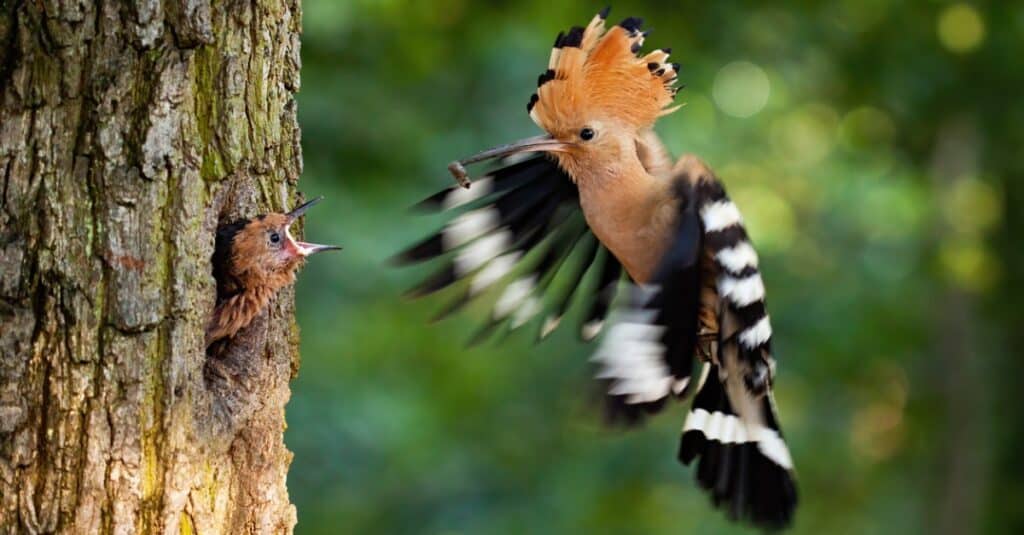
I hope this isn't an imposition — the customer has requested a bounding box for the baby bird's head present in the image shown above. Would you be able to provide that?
[218,197,341,293]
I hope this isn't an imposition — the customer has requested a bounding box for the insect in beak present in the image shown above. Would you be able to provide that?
[284,196,342,256]
[447,134,574,188]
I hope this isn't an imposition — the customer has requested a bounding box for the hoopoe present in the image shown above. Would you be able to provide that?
[397,8,797,529]
[207,197,340,349]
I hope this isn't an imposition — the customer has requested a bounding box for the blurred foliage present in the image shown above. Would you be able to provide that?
[286,1,1024,533]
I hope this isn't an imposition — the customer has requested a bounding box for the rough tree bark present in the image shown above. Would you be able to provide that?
[0,1,304,533]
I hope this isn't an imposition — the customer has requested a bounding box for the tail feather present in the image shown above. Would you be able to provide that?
[679,364,797,530]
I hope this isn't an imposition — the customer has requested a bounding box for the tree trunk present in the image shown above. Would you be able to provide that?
[929,118,987,535]
[0,1,303,533]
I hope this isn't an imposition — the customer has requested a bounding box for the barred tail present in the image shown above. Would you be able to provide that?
[678,364,797,530]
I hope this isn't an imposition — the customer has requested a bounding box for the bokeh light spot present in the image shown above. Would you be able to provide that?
[942,176,1002,236]
[840,106,896,150]
[851,364,909,462]
[712,61,771,118]
[770,103,840,168]
[937,4,986,53]
[730,184,796,252]
[940,241,1000,293]
[858,180,928,240]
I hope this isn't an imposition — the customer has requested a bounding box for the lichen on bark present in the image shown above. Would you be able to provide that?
[0,1,304,533]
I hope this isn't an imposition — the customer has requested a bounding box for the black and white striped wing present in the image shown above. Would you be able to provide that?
[680,172,797,529]
[395,155,627,342]
[591,181,704,424]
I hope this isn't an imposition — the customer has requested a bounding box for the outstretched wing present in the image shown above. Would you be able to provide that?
[681,160,797,529]
[395,155,627,342]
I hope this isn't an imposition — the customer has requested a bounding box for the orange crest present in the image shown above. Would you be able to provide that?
[527,10,682,136]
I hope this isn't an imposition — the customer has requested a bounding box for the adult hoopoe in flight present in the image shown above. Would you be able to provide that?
[207,197,340,349]
[396,8,797,529]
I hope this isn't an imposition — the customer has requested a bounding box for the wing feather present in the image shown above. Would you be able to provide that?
[397,156,628,342]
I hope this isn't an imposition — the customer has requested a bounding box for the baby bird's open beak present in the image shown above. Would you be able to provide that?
[285,196,342,256]
[447,134,574,188]
[295,241,342,256]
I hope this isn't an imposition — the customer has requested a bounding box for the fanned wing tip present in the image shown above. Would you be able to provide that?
[466,319,502,347]
[410,189,452,212]
[391,233,444,266]
[602,389,669,427]
[429,291,473,323]
[537,314,562,340]
[678,366,797,530]
[402,156,623,344]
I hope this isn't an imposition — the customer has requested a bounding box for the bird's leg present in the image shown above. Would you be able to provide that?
[696,246,721,365]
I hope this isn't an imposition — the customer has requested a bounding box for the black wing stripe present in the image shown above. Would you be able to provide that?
[444,182,561,272]
[495,219,590,328]
[413,155,557,212]
[402,192,563,297]
[393,233,445,265]
[401,155,627,343]
[697,192,774,390]
[447,191,565,287]
[405,264,461,298]
[678,365,797,530]
[489,214,586,325]
[458,199,575,311]
[579,250,623,341]
[398,163,562,267]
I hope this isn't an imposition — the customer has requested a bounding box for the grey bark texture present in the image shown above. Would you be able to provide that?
[0,0,304,533]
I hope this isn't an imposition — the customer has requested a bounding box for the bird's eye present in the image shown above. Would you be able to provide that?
[269,232,281,244]
[579,127,595,141]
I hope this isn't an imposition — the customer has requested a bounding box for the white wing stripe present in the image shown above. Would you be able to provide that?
[444,208,500,250]
[469,252,521,294]
[716,242,759,273]
[493,276,537,318]
[454,231,510,275]
[718,274,765,307]
[683,408,793,469]
[443,177,493,210]
[738,316,772,348]
[592,312,673,405]
[700,200,743,232]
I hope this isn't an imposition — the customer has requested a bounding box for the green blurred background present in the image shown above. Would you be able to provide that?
[285,1,1024,533]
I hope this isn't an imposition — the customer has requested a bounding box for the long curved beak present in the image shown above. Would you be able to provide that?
[285,196,342,256]
[448,134,573,188]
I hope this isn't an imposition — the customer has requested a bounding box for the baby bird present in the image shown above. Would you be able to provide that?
[207,196,340,349]
[398,9,797,530]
